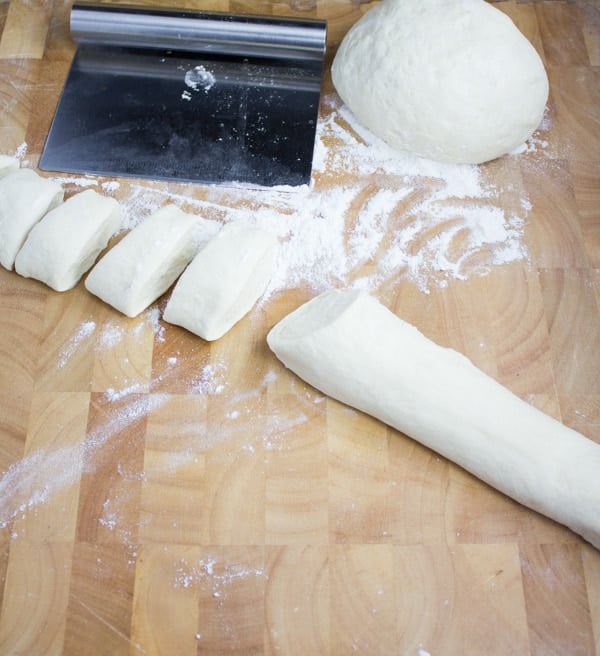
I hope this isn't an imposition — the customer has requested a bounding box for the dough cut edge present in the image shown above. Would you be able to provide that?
[165,224,278,341]
[268,288,360,345]
[84,205,201,317]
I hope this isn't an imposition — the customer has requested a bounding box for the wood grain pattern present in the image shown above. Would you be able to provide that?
[0,1,599,655]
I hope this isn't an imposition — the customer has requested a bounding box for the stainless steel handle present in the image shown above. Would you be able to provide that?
[70,2,327,62]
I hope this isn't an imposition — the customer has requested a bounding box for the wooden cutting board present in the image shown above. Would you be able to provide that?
[0,1,599,654]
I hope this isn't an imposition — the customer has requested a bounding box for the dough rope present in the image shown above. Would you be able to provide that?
[268,289,600,550]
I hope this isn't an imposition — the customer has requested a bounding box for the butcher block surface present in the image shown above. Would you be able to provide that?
[1,1,600,654]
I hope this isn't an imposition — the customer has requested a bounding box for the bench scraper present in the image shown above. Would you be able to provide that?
[40,3,327,188]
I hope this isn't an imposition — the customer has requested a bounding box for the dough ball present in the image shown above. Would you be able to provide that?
[163,222,277,341]
[331,0,549,164]
[85,204,217,317]
[15,189,121,291]
[0,169,64,270]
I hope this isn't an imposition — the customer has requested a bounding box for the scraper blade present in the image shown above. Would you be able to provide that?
[40,3,327,188]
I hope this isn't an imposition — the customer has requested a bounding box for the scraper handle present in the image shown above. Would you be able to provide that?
[70,2,327,63]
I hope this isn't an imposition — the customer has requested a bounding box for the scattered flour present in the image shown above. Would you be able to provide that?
[97,321,124,349]
[114,93,536,295]
[184,65,216,93]
[175,554,265,591]
[0,445,83,530]
[142,306,166,342]
[104,382,147,402]
[15,142,27,160]
[16,93,539,300]
[57,310,166,373]
[0,392,169,530]
[101,180,121,194]
[57,319,96,367]
[49,174,98,188]
[0,24,564,654]
[189,359,228,395]
[1,92,548,546]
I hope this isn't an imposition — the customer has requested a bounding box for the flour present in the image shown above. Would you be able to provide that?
[0,445,81,530]
[57,311,165,372]
[24,90,529,297]
[189,360,228,395]
[49,174,98,188]
[57,319,96,367]
[101,180,120,194]
[379,203,526,288]
[111,93,534,296]
[0,392,169,531]
[143,306,166,342]
[14,142,28,163]
[184,65,216,93]
[104,382,147,402]
[97,320,123,349]
[1,91,545,544]
[174,554,265,591]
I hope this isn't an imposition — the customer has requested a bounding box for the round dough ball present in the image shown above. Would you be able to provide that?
[331,0,549,164]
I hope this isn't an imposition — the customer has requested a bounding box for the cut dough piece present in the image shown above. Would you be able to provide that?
[163,222,277,341]
[331,0,549,164]
[0,168,64,270]
[85,204,216,317]
[0,155,19,178]
[14,189,121,291]
[268,289,600,550]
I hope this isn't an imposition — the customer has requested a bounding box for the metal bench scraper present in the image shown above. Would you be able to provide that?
[40,3,327,188]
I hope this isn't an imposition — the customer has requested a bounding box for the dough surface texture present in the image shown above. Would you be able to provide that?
[15,189,121,291]
[267,289,600,550]
[163,222,277,341]
[331,0,549,164]
[85,204,215,317]
[0,169,64,270]
[0,156,19,178]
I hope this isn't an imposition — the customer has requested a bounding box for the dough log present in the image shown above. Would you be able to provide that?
[267,289,600,550]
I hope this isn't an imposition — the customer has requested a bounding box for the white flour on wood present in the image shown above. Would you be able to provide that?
[1,92,549,541]
[108,93,539,296]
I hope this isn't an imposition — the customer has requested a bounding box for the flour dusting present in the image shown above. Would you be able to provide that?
[175,554,265,591]
[0,393,169,530]
[113,93,534,296]
[57,319,96,367]
[184,65,216,93]
[189,359,228,395]
[12,94,537,298]
[0,92,546,543]
[0,446,82,530]
[101,180,120,194]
